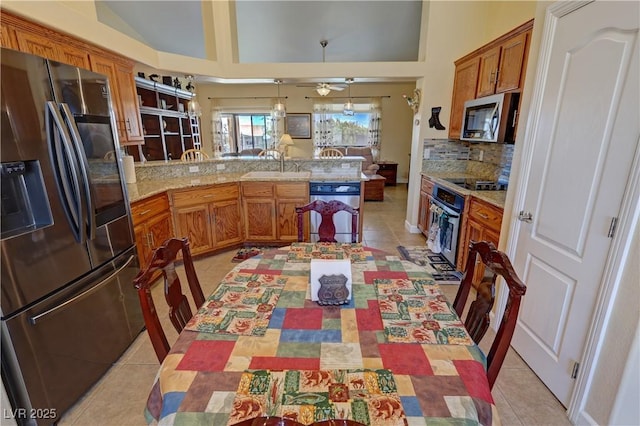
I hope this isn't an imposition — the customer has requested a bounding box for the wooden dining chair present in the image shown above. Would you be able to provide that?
[133,237,206,362]
[295,199,359,243]
[180,149,209,161]
[319,147,344,158]
[452,240,527,388]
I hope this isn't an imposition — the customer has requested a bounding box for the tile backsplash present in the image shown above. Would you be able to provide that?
[422,138,514,182]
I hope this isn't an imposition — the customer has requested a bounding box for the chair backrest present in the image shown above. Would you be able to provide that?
[452,240,527,388]
[295,199,359,243]
[319,147,344,159]
[132,238,206,362]
[180,149,209,161]
[258,149,281,159]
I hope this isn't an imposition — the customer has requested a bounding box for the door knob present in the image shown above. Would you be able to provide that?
[518,211,533,223]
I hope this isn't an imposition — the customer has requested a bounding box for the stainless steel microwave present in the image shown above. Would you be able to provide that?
[461,92,520,143]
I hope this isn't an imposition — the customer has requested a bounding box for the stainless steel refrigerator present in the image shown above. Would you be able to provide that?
[0,48,144,425]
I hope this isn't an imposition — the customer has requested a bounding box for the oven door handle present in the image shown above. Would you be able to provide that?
[429,199,460,218]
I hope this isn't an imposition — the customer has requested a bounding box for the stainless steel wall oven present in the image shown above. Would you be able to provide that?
[428,185,465,266]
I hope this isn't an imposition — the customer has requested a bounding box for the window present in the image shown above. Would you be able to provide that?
[313,102,381,149]
[213,112,279,155]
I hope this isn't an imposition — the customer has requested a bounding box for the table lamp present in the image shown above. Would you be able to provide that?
[279,133,294,157]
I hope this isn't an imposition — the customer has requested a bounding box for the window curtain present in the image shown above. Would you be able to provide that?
[312,98,382,157]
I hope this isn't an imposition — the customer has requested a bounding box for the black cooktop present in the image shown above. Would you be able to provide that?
[441,178,508,191]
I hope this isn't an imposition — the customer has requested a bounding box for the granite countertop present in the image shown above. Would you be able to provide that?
[421,171,507,209]
[127,172,367,203]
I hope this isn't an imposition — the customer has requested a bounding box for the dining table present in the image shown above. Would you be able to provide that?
[144,243,500,426]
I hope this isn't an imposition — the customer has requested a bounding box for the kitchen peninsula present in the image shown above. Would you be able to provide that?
[127,156,368,264]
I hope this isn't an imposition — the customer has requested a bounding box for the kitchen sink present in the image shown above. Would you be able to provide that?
[240,171,311,180]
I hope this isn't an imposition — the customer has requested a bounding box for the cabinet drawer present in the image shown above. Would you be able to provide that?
[276,182,308,198]
[469,198,503,230]
[131,193,169,226]
[242,182,274,197]
[172,183,239,207]
[421,177,434,194]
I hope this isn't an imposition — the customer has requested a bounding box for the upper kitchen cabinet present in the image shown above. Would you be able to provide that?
[449,56,480,140]
[449,19,533,139]
[477,30,530,97]
[90,54,144,145]
[1,10,143,145]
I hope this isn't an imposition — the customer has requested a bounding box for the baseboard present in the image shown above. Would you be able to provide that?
[404,220,421,233]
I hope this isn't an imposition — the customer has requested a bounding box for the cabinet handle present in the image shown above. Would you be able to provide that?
[494,69,500,85]
[125,118,132,132]
[145,233,152,248]
[489,71,495,86]
[149,233,155,248]
[138,209,152,216]
[477,212,489,219]
[203,194,214,198]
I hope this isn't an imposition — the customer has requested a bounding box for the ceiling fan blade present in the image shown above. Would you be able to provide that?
[327,85,345,91]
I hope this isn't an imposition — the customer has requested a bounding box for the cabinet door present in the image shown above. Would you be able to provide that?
[417,191,429,233]
[476,46,501,97]
[243,198,276,241]
[1,23,14,49]
[58,44,90,69]
[495,31,529,94]
[147,211,173,251]
[212,199,243,248]
[276,198,304,241]
[449,56,480,139]
[174,204,214,255]
[134,223,151,269]
[115,63,144,143]
[13,28,61,61]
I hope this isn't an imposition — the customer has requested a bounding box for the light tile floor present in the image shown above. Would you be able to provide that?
[59,184,571,425]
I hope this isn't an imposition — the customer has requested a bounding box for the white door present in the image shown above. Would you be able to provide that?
[510,0,639,406]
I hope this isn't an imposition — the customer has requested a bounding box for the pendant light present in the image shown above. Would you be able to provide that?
[272,79,286,118]
[185,75,202,117]
[343,78,354,116]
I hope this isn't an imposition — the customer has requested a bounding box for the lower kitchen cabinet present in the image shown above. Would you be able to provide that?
[172,183,243,255]
[459,197,503,285]
[131,192,173,270]
[242,181,308,243]
[417,176,434,234]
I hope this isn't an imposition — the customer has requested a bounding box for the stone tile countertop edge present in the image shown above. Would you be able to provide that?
[421,172,507,209]
[126,172,367,203]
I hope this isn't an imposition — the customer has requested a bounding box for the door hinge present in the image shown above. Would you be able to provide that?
[571,361,580,379]
[607,217,618,238]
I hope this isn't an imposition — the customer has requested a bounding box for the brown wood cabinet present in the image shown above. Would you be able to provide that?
[449,19,533,139]
[1,10,143,145]
[172,183,243,255]
[449,57,481,139]
[131,193,173,271]
[89,54,144,145]
[459,197,503,284]
[377,162,398,186]
[241,181,308,243]
[417,176,434,234]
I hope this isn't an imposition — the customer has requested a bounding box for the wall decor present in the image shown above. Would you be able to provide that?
[286,113,312,139]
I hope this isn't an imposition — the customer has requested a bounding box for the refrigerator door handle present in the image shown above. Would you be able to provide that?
[60,103,96,241]
[46,101,85,243]
[28,254,136,325]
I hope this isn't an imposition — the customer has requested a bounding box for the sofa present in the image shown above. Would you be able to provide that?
[345,147,380,176]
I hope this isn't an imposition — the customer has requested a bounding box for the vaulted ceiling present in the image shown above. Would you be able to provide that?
[96,0,423,64]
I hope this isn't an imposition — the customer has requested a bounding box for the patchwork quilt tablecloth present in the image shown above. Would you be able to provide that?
[144,245,499,425]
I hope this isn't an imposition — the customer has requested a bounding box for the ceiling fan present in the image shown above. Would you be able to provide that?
[297,40,346,96]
